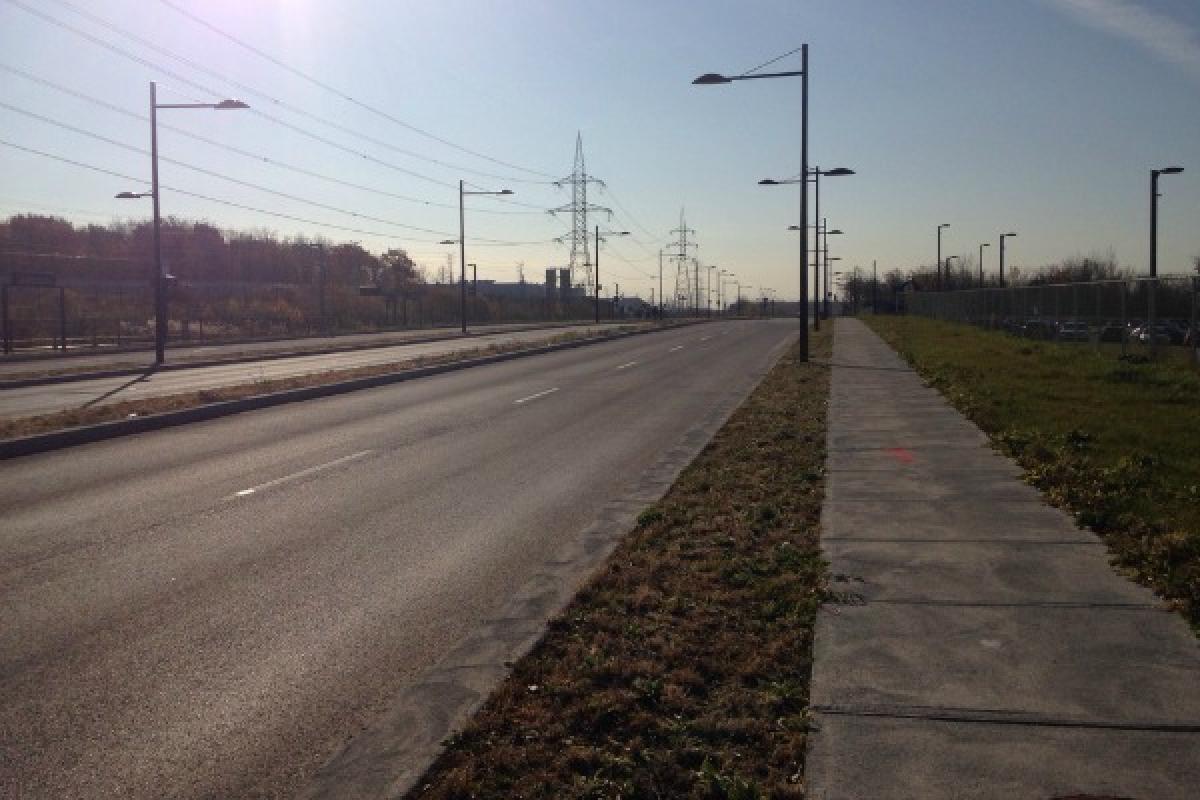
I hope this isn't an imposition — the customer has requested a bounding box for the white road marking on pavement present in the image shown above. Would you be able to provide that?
[514,387,560,404]
[233,450,374,498]
[615,361,639,370]
[699,336,711,341]
[669,345,684,352]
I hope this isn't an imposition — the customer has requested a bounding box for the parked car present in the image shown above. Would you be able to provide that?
[1022,319,1058,340]
[1057,321,1090,342]
[1131,324,1175,345]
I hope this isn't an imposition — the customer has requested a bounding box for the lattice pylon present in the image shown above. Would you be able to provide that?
[551,132,610,289]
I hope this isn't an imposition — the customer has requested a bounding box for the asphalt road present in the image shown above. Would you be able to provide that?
[0,323,634,419]
[0,320,630,381]
[0,319,797,799]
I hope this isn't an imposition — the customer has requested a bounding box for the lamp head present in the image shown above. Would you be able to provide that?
[758,179,781,185]
[1160,166,1184,175]
[828,229,844,235]
[824,167,855,176]
[215,99,249,110]
[498,189,514,195]
[693,73,732,85]
[439,239,457,245]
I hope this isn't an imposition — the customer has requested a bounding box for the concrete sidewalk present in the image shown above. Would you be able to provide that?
[805,318,1200,799]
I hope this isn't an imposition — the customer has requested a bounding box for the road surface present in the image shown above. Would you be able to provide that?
[0,323,640,419]
[0,319,796,799]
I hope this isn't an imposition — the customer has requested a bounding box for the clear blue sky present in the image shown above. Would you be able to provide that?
[2,0,1197,300]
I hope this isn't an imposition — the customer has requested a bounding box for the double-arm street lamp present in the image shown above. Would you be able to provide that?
[978,242,991,287]
[944,254,960,289]
[767,166,854,330]
[936,223,950,291]
[707,265,717,316]
[117,81,248,365]
[719,269,734,315]
[695,45,810,359]
[999,232,1018,287]
[440,181,512,334]
[592,226,630,323]
[788,221,844,328]
[1151,166,1184,278]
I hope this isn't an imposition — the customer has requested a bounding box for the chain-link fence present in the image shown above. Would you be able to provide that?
[904,276,1200,363]
[0,273,643,355]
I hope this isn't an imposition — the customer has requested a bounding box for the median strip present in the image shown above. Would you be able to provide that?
[405,328,832,798]
[1,321,706,459]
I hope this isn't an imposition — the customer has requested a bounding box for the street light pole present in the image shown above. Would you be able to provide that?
[658,248,664,319]
[695,46,809,359]
[446,182,512,333]
[118,81,248,365]
[937,223,950,291]
[594,226,630,323]
[1151,166,1184,278]
[978,242,991,287]
[999,232,1018,287]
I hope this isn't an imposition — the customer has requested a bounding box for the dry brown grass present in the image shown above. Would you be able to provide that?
[408,328,832,800]
[1,327,646,441]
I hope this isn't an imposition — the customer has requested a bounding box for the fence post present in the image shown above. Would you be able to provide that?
[1,284,9,354]
[1120,281,1128,358]
[1148,278,1158,359]
[1191,276,1199,368]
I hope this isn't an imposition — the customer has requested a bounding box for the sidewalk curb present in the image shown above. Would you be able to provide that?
[0,321,706,460]
[0,320,637,390]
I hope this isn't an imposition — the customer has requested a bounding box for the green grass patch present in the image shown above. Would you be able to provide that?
[865,315,1200,628]
[409,330,833,799]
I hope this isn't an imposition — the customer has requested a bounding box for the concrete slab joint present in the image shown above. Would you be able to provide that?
[805,318,1200,800]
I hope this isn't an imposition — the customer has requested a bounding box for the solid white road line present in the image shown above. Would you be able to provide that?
[514,387,560,405]
[233,450,374,498]
[699,336,711,342]
[615,361,639,370]
[669,345,684,352]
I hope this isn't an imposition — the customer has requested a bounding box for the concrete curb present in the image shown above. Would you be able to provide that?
[0,321,704,460]
[0,320,641,390]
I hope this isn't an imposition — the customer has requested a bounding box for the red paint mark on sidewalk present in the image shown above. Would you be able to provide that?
[885,447,916,464]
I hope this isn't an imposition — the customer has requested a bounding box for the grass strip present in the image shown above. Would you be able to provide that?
[408,328,832,800]
[0,326,650,441]
[865,315,1200,629]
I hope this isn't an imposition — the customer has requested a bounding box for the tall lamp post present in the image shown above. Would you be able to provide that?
[117,81,247,365]
[696,45,810,359]
[1151,166,1184,278]
[944,254,960,291]
[441,181,512,334]
[999,232,1018,287]
[767,166,854,329]
[593,226,630,322]
[978,242,991,287]
[936,223,950,291]
[788,222,843,325]
[719,269,734,315]
[707,265,717,316]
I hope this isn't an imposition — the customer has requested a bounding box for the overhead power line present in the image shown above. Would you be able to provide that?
[0,138,555,248]
[154,0,557,180]
[3,0,557,210]
[0,63,546,217]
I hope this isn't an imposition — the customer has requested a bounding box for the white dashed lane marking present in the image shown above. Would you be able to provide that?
[234,450,374,498]
[514,387,560,405]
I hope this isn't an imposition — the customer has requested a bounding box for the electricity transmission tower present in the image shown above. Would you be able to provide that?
[551,133,610,290]
[665,209,697,312]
